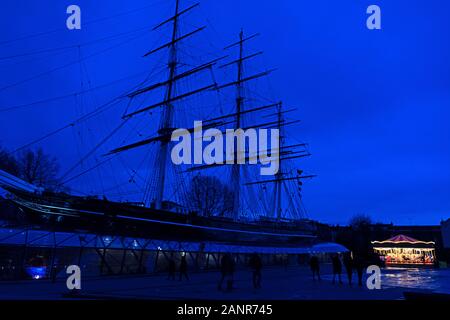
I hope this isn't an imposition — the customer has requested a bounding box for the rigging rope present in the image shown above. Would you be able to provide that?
[0,0,166,46]
[0,70,154,113]
[0,25,151,62]
[59,154,120,186]
[59,118,130,182]
[0,31,148,93]
[10,96,123,155]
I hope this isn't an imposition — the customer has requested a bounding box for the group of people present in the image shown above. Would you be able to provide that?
[309,253,366,286]
[218,252,262,291]
[168,252,366,290]
[167,255,189,281]
[167,252,263,291]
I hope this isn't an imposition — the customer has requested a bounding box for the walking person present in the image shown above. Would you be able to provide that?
[167,255,176,280]
[343,252,353,286]
[331,254,343,284]
[218,253,233,291]
[226,254,235,291]
[249,253,262,289]
[283,255,289,271]
[179,255,189,281]
[309,255,321,281]
[354,254,365,287]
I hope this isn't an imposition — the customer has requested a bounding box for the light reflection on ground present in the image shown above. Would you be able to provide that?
[381,267,450,294]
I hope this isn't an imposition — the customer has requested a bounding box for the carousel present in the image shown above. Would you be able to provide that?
[371,234,436,266]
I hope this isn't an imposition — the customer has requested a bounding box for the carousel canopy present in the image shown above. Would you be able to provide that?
[372,234,436,265]
[386,234,425,243]
[371,234,435,249]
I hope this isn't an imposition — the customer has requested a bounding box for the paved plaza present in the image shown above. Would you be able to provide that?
[2,265,447,300]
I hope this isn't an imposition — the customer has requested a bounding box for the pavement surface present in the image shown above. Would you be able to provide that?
[3,265,445,300]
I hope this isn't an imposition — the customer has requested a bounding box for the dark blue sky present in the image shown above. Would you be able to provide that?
[0,0,449,225]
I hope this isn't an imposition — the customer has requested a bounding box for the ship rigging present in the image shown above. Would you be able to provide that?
[1,0,317,245]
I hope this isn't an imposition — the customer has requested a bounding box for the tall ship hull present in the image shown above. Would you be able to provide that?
[6,188,316,246]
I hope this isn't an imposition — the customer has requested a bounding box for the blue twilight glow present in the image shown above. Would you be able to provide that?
[0,0,449,225]
[25,266,47,280]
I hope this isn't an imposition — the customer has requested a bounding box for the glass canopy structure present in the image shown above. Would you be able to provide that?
[0,226,348,281]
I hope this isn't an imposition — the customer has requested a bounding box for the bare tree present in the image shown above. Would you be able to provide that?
[0,147,19,176]
[349,213,373,260]
[16,148,60,189]
[349,213,372,229]
[187,175,234,217]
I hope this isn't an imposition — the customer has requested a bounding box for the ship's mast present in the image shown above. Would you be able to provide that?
[275,103,283,219]
[244,101,316,219]
[231,29,245,219]
[154,0,180,209]
[221,30,285,220]
[108,3,314,219]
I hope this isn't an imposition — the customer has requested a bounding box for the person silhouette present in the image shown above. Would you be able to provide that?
[309,255,321,281]
[226,254,235,291]
[343,253,353,286]
[332,254,343,284]
[179,255,189,281]
[167,254,176,280]
[218,253,231,291]
[249,253,262,289]
[354,255,365,287]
